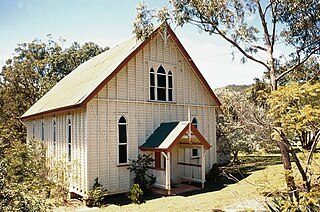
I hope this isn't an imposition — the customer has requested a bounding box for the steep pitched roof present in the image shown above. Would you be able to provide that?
[140,121,211,151]
[22,24,221,120]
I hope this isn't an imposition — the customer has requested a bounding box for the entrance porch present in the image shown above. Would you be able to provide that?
[140,121,211,195]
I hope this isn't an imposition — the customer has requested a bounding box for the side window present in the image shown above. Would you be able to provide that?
[150,68,155,100]
[155,152,165,170]
[191,117,199,157]
[32,120,35,139]
[67,117,72,162]
[41,119,44,142]
[53,118,56,154]
[118,116,128,164]
[168,71,173,101]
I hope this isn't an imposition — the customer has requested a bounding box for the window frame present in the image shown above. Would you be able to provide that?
[32,120,35,140]
[41,118,44,142]
[191,117,200,158]
[149,64,174,102]
[53,117,56,155]
[67,116,72,162]
[118,115,128,165]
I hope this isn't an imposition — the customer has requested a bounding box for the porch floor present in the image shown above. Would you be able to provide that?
[151,183,202,196]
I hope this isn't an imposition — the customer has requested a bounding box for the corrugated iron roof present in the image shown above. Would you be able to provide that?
[22,37,142,118]
[21,24,221,120]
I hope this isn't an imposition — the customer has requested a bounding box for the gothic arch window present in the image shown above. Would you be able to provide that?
[168,71,173,101]
[150,68,155,100]
[118,116,128,164]
[53,118,56,154]
[67,117,72,162]
[191,117,199,157]
[149,65,174,102]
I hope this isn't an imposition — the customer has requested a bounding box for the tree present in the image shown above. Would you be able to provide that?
[216,88,271,163]
[268,82,320,192]
[0,38,107,143]
[132,0,320,192]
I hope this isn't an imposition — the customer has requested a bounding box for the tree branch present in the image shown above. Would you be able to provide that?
[215,27,269,69]
[276,46,320,81]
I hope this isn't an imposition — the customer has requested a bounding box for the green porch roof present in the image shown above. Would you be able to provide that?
[140,122,181,149]
[140,121,211,151]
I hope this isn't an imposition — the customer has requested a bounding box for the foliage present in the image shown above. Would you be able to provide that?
[216,88,271,163]
[0,38,107,143]
[132,0,320,193]
[267,82,320,192]
[0,140,65,211]
[128,183,144,204]
[268,82,320,140]
[133,2,155,40]
[266,184,320,212]
[86,178,108,207]
[207,163,220,183]
[127,154,156,194]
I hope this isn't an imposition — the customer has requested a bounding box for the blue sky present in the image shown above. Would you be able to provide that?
[0,0,265,88]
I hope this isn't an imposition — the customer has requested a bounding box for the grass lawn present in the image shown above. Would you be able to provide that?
[100,154,289,211]
[57,152,320,211]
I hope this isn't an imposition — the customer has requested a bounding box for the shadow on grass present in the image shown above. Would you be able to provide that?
[102,155,283,206]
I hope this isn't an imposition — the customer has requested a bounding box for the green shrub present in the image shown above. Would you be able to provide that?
[86,178,108,207]
[207,163,220,183]
[266,185,320,211]
[128,183,144,204]
[128,154,156,194]
[0,140,56,211]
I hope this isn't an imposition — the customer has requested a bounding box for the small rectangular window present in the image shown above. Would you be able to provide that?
[192,149,199,157]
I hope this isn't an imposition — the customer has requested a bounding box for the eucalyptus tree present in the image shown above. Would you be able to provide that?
[132,0,320,192]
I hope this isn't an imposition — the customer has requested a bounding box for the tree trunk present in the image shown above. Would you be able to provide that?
[270,63,297,194]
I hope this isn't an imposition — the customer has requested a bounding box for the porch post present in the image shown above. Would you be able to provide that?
[201,146,205,188]
[162,152,171,195]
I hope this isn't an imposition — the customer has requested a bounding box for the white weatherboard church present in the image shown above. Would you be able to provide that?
[22,24,222,197]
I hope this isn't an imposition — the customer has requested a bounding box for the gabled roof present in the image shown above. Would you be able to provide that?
[140,121,211,151]
[22,24,221,120]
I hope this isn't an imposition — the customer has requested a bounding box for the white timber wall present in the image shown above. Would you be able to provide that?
[26,109,88,196]
[86,34,219,194]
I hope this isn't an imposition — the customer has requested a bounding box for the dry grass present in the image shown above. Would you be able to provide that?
[56,152,320,211]
[101,154,289,211]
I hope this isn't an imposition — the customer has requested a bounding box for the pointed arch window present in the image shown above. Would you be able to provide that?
[149,65,174,102]
[53,118,56,154]
[191,117,199,157]
[118,116,128,164]
[157,66,167,101]
[67,117,72,162]
[168,71,173,101]
[150,68,155,100]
